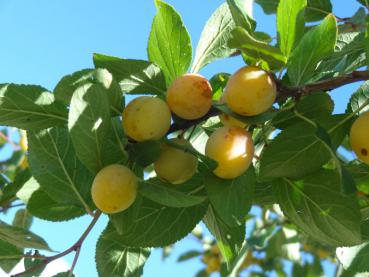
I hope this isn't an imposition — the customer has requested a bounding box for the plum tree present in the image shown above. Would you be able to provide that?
[205,126,254,179]
[91,164,137,214]
[154,138,198,184]
[122,96,171,141]
[224,66,277,116]
[167,74,212,120]
[350,111,369,165]
[2,1,369,277]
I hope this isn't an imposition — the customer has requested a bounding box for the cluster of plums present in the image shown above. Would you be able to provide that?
[91,66,278,214]
[90,66,369,214]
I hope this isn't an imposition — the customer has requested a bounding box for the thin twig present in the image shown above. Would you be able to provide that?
[0,203,25,213]
[11,210,102,277]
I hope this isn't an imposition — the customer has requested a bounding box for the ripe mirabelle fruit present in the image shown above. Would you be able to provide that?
[154,138,198,184]
[350,111,369,165]
[205,126,254,179]
[122,96,171,141]
[167,74,212,120]
[91,164,137,214]
[224,66,277,116]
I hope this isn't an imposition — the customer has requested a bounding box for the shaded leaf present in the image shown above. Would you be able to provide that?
[28,127,93,212]
[275,169,362,247]
[93,53,166,95]
[0,84,67,130]
[96,227,150,277]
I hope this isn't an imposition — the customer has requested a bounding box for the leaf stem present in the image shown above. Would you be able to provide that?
[10,210,102,277]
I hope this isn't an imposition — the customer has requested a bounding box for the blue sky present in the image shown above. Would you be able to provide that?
[0,0,364,276]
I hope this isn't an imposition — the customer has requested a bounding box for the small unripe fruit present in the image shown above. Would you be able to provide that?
[122,96,171,141]
[91,164,137,214]
[350,112,369,165]
[167,74,212,120]
[224,66,276,116]
[205,126,254,179]
[154,138,198,184]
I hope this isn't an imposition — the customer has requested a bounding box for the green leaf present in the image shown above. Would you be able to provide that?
[275,169,362,247]
[23,254,46,277]
[140,176,206,208]
[209,73,230,101]
[357,0,369,7]
[96,227,150,277]
[126,140,161,168]
[215,103,278,125]
[0,84,67,130]
[277,0,306,58]
[266,227,300,261]
[1,169,31,205]
[305,0,332,22]
[0,220,50,250]
[54,68,123,116]
[287,14,337,85]
[93,53,166,95]
[337,243,369,275]
[256,0,331,22]
[109,197,207,247]
[68,83,123,174]
[255,0,279,14]
[253,182,276,206]
[316,32,366,81]
[0,240,22,273]
[12,209,32,230]
[177,250,202,262]
[227,0,256,31]
[52,273,74,277]
[260,114,350,181]
[205,168,255,227]
[148,0,192,85]
[229,27,287,69]
[260,123,329,180]
[347,80,369,114]
[203,206,245,266]
[345,162,369,194]
[191,3,236,73]
[16,176,39,204]
[273,92,334,129]
[27,190,85,221]
[28,127,93,212]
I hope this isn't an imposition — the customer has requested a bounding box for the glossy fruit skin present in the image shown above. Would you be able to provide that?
[224,66,276,116]
[350,112,369,165]
[122,96,171,141]
[91,164,137,214]
[154,138,198,184]
[205,126,254,179]
[167,74,212,120]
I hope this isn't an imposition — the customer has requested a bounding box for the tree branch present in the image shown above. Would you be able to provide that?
[276,70,369,101]
[167,70,369,134]
[11,210,102,277]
